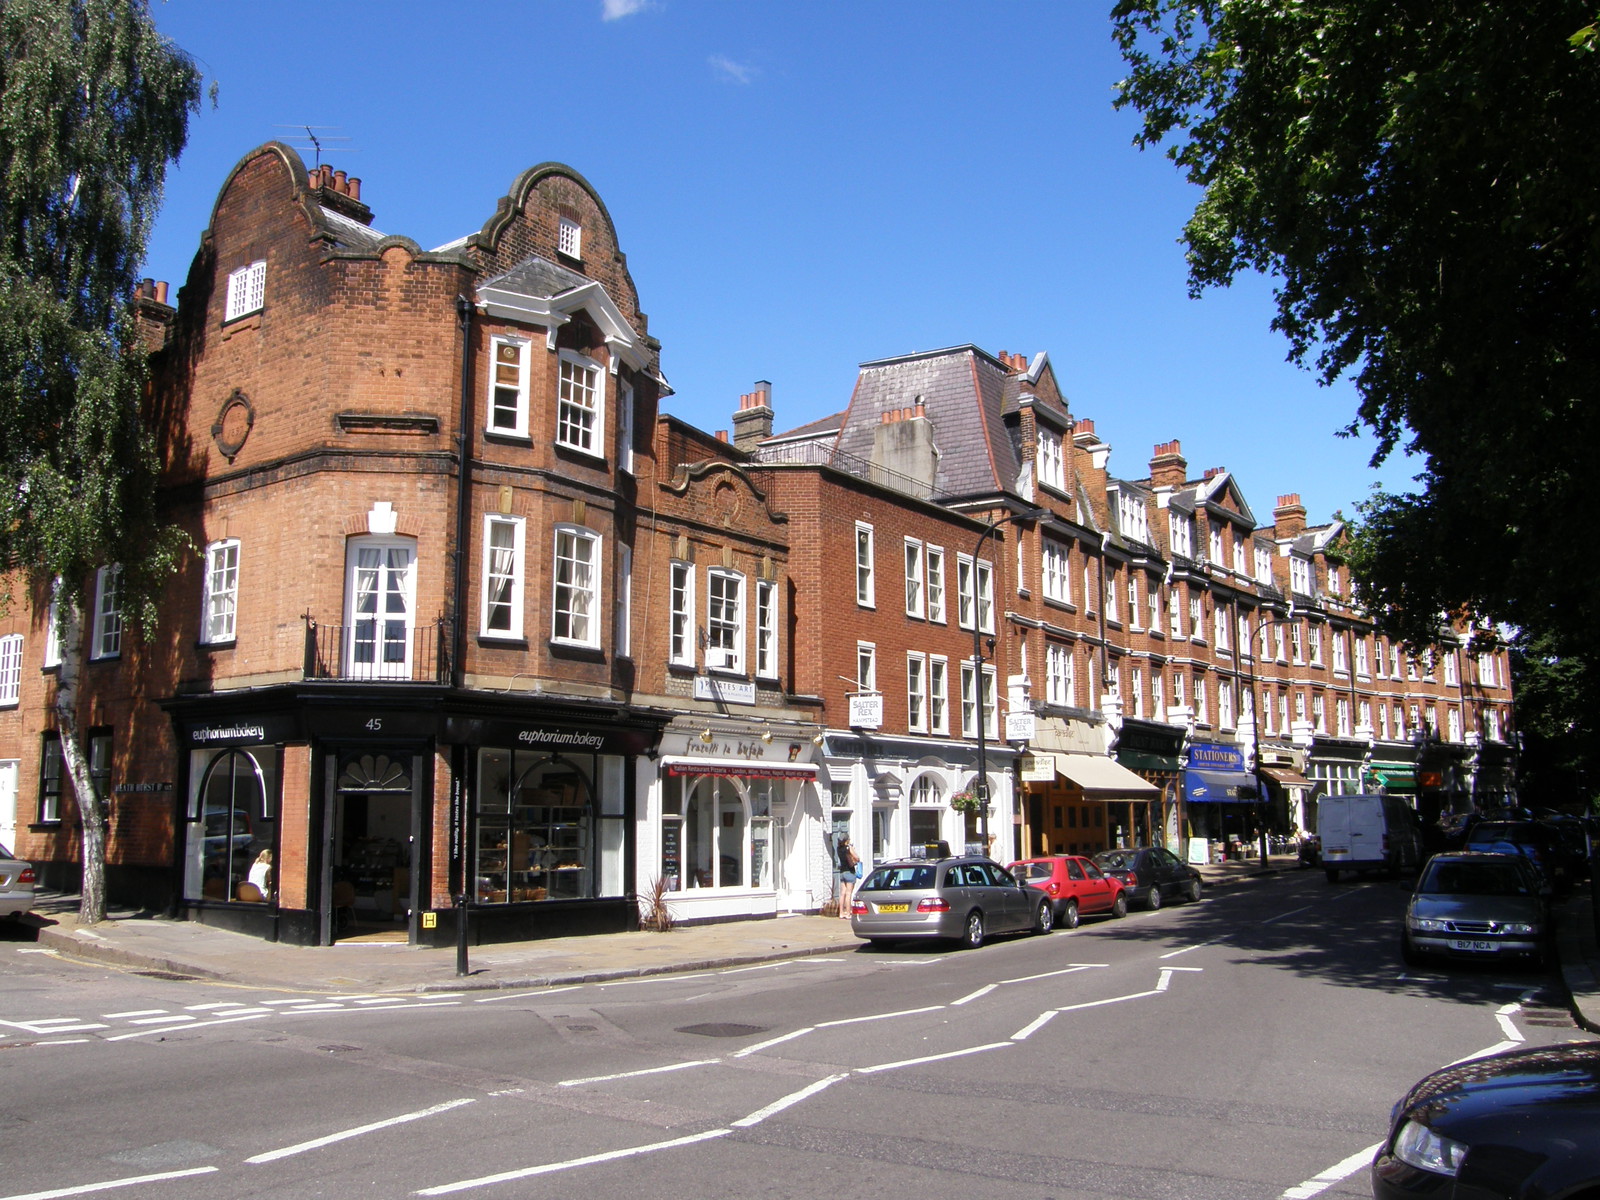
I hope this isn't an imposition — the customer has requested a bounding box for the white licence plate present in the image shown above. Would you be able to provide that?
[1449,939,1497,952]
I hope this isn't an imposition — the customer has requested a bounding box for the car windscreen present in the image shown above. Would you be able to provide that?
[1095,851,1135,870]
[861,865,937,891]
[1420,861,1533,896]
[1011,862,1054,882]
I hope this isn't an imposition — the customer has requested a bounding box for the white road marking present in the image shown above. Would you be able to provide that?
[559,1059,719,1087]
[184,1002,247,1011]
[731,1074,848,1127]
[105,1012,271,1041]
[246,1098,477,1164]
[816,1005,943,1028]
[1261,905,1313,925]
[999,963,1106,984]
[127,1015,196,1026]
[0,1166,219,1200]
[855,1041,1014,1074]
[1280,1141,1382,1199]
[733,1028,814,1057]
[102,1010,167,1019]
[414,1128,732,1195]
[951,984,996,1006]
[474,985,580,1002]
[1011,1011,1059,1041]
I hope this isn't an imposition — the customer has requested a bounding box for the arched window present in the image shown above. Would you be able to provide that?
[186,748,275,902]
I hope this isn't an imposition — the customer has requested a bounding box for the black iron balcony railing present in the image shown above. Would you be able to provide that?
[303,616,451,684]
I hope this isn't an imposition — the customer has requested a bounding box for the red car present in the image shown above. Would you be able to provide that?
[1007,855,1127,928]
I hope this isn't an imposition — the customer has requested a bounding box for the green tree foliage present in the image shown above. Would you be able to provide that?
[1111,0,1600,770]
[0,0,199,917]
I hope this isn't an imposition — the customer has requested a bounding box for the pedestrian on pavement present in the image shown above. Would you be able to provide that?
[836,836,860,918]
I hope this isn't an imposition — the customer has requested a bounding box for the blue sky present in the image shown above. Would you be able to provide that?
[143,0,1414,525]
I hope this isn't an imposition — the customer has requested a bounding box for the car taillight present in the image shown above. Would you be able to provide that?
[1048,882,1061,895]
[850,899,867,915]
[18,866,35,885]
[917,897,950,913]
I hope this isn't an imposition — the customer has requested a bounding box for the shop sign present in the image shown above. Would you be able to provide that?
[114,782,173,795]
[1188,742,1247,772]
[848,693,883,729]
[1019,753,1055,782]
[186,713,297,746]
[694,675,755,705]
[1005,711,1037,742]
[444,716,657,757]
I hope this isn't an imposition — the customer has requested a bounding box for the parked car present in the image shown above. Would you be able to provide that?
[1008,855,1127,927]
[1319,793,1425,882]
[1372,1041,1600,1198]
[850,855,1054,948]
[0,843,37,921]
[1462,820,1569,894]
[1092,846,1202,911]
[1400,852,1551,969]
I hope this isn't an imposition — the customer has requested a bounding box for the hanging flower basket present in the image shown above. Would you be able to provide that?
[950,790,983,814]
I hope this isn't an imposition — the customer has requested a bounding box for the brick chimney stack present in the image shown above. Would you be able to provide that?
[306,162,374,226]
[1273,493,1307,539]
[1148,440,1187,488]
[131,278,174,352]
[732,380,774,452]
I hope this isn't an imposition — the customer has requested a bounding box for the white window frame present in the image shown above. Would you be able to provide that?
[0,634,21,705]
[91,564,124,660]
[1443,652,1458,686]
[1255,544,1272,584]
[960,661,998,738]
[925,545,946,623]
[556,350,605,456]
[480,515,524,640]
[1168,588,1183,638]
[1309,625,1323,666]
[202,538,240,645]
[1170,511,1194,559]
[1132,667,1145,718]
[1331,630,1347,674]
[1219,680,1234,729]
[1128,575,1142,629]
[928,655,950,735]
[618,378,635,474]
[904,538,925,619]
[487,335,530,437]
[1188,595,1202,641]
[755,579,777,679]
[1290,555,1311,595]
[551,525,600,648]
[1046,642,1073,707]
[1208,525,1223,563]
[558,216,582,260]
[856,641,877,694]
[1117,488,1149,544]
[705,568,745,672]
[906,652,928,732]
[344,537,417,679]
[669,561,695,666]
[616,545,632,659]
[1036,426,1065,491]
[1041,539,1071,605]
[224,260,265,322]
[1151,671,1165,718]
[1214,607,1229,651]
[855,523,875,608]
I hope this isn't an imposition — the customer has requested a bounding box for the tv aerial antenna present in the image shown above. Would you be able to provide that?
[276,125,355,168]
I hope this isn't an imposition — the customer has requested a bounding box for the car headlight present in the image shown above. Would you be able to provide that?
[1500,922,1537,935]
[1393,1119,1468,1176]
[1410,918,1449,933]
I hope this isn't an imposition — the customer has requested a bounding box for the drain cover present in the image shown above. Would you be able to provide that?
[676,1022,769,1038]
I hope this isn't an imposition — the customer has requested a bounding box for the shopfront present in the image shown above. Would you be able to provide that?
[1115,719,1185,851]
[648,722,823,922]
[1183,741,1259,861]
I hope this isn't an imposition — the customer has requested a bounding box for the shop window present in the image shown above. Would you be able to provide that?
[184,747,277,902]
[476,749,604,902]
[662,773,765,891]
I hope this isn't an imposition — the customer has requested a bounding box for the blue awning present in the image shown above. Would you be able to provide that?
[1184,768,1258,803]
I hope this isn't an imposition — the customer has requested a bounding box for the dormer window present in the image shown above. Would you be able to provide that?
[558,217,582,261]
[1116,488,1149,544]
[1289,555,1311,595]
[224,260,265,322]
[1037,427,1065,491]
[1170,511,1194,559]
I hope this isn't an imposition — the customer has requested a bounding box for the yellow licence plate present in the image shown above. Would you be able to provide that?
[877,903,909,913]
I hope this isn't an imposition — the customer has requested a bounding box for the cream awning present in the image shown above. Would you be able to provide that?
[1055,753,1160,798]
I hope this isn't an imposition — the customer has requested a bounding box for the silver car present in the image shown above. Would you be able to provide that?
[0,842,36,921]
[1401,851,1551,968]
[849,855,1054,948]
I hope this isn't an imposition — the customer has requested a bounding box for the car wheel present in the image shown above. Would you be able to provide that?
[1325,867,1340,884]
[1110,893,1127,919]
[1033,902,1054,935]
[1185,879,1202,904]
[1060,899,1080,929]
[962,910,985,949]
[1145,884,1162,911]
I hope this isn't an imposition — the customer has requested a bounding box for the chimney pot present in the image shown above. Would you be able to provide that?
[715,430,728,442]
[155,280,168,304]
[333,169,348,195]
[348,176,361,201]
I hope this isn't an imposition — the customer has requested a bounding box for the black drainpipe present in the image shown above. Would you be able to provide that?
[452,295,475,691]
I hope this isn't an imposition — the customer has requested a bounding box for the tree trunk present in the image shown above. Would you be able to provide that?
[49,588,107,924]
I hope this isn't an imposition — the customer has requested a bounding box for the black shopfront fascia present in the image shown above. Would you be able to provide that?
[165,688,669,946]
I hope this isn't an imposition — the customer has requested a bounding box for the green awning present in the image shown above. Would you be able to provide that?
[1366,764,1416,790]
[1118,749,1182,773]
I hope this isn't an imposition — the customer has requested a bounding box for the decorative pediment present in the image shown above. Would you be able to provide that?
[477,256,649,375]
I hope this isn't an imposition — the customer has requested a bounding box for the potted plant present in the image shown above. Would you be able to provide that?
[950,790,983,815]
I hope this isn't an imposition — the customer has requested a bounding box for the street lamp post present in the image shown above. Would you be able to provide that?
[1245,611,1298,871]
[970,506,1047,856]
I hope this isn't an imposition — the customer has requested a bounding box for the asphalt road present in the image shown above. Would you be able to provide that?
[0,872,1586,1200]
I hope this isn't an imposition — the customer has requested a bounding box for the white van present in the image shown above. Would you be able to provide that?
[1317,793,1425,882]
